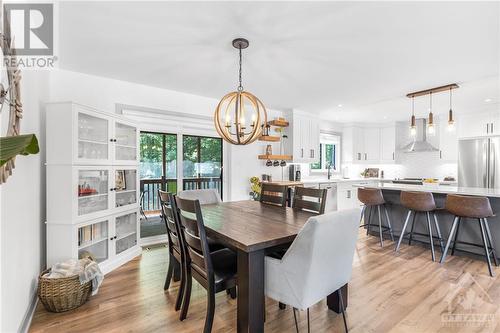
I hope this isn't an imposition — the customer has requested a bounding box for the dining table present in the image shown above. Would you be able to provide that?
[201,200,348,333]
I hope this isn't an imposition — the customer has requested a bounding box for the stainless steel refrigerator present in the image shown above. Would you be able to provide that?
[458,137,500,188]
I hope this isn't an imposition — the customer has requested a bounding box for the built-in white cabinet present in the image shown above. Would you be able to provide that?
[439,118,458,161]
[46,102,140,275]
[47,102,139,166]
[363,128,380,162]
[47,209,139,274]
[458,111,500,138]
[285,110,320,163]
[380,126,396,163]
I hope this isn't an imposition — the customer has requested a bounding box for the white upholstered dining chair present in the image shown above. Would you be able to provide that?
[177,189,222,205]
[265,208,360,332]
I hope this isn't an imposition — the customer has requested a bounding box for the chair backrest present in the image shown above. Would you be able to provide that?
[279,208,360,309]
[293,187,327,214]
[357,187,385,206]
[445,194,493,218]
[260,183,288,207]
[158,190,182,255]
[177,189,222,205]
[174,196,213,282]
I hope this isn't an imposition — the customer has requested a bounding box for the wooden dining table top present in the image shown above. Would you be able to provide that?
[201,200,315,252]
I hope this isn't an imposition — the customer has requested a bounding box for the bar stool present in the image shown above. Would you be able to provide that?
[358,188,394,247]
[440,194,499,277]
[395,191,444,261]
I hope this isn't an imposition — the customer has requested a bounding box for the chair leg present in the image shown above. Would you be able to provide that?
[377,205,384,247]
[408,212,417,246]
[179,266,192,321]
[359,205,366,227]
[175,259,185,311]
[440,216,459,264]
[203,288,216,333]
[293,308,299,333]
[164,253,174,290]
[426,212,435,262]
[383,205,395,242]
[228,286,237,299]
[433,213,445,252]
[479,218,494,277]
[366,206,373,235]
[451,218,462,256]
[483,218,499,266]
[279,302,287,310]
[396,210,412,252]
[307,308,310,333]
[338,289,348,333]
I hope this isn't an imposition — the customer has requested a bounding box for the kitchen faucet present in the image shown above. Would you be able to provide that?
[327,162,332,180]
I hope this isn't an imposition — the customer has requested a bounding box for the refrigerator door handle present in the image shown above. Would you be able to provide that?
[490,139,497,188]
[484,141,489,188]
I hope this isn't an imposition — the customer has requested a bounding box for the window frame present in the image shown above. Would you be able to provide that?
[310,133,341,174]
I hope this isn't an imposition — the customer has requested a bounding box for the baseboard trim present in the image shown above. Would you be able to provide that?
[19,292,38,333]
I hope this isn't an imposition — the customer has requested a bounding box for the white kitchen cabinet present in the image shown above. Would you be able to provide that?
[285,110,320,163]
[380,126,396,163]
[342,126,381,164]
[458,111,500,138]
[46,102,139,166]
[439,118,458,162]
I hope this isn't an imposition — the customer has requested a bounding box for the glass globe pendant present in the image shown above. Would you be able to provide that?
[214,38,268,145]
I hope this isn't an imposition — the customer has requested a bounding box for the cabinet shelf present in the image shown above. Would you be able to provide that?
[258,154,293,160]
[78,138,108,145]
[79,237,107,250]
[267,119,289,127]
[258,135,281,142]
[78,192,108,199]
[117,231,137,241]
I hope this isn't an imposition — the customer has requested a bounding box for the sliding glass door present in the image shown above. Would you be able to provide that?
[182,135,223,198]
[139,132,222,243]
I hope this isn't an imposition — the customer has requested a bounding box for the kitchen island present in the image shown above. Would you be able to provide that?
[353,182,500,260]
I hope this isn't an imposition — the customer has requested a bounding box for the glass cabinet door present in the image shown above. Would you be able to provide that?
[78,219,109,263]
[78,112,109,161]
[78,169,109,216]
[114,122,137,161]
[114,169,137,208]
[115,212,137,255]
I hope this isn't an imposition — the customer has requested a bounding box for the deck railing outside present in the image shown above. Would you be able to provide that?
[140,177,222,212]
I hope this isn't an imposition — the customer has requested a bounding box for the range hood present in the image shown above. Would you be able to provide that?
[402,118,439,153]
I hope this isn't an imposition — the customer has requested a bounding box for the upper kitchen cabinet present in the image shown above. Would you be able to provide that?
[284,110,320,163]
[458,111,500,138]
[380,126,396,163]
[46,102,139,166]
[439,117,458,161]
[342,126,383,164]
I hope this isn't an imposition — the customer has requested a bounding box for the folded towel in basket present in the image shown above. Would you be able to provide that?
[46,258,104,296]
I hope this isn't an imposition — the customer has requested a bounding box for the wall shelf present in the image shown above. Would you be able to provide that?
[258,135,281,142]
[258,154,293,161]
[267,119,289,127]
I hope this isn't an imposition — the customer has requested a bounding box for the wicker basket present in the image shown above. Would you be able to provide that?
[37,268,92,312]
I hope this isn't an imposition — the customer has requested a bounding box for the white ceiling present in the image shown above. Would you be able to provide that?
[58,1,500,123]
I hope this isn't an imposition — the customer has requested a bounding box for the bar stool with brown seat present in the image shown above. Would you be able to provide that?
[358,187,394,247]
[395,191,444,261]
[440,194,499,276]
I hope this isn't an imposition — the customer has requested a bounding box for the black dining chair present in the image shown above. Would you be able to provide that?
[158,190,184,311]
[293,186,328,214]
[174,196,237,333]
[260,183,288,207]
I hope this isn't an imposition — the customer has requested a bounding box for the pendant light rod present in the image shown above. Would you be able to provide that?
[406,83,459,98]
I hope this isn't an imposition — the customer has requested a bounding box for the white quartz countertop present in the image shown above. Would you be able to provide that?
[352,182,500,198]
[301,178,385,185]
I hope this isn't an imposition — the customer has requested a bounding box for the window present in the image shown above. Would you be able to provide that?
[310,134,341,172]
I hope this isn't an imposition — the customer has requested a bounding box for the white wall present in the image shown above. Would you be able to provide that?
[0,71,50,333]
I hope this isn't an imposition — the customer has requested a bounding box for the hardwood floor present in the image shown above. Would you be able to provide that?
[30,230,500,332]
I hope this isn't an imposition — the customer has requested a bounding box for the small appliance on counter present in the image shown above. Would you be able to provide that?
[288,164,301,181]
[360,168,379,178]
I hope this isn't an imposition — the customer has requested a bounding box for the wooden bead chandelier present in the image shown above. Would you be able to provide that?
[214,38,268,145]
